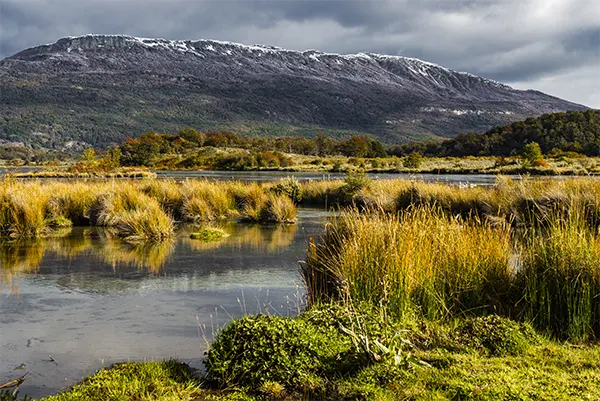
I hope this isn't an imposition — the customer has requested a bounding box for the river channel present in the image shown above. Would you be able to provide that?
[0,209,329,398]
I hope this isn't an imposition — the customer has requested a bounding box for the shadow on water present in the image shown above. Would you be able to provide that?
[0,211,324,399]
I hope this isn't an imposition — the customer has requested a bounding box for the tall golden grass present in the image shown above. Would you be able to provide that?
[0,179,300,240]
[304,207,513,319]
[303,201,600,340]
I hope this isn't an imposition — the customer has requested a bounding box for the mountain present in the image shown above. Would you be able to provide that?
[0,34,588,149]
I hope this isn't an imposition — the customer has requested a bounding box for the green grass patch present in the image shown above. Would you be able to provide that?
[35,307,600,401]
[40,360,201,401]
[189,227,230,242]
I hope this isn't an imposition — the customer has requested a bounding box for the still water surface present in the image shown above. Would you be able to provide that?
[156,170,508,185]
[0,209,329,398]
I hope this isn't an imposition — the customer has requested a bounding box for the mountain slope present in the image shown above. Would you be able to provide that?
[0,34,587,149]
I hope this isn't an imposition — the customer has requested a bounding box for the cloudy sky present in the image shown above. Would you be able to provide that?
[1,0,599,107]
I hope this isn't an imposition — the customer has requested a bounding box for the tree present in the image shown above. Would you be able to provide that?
[178,128,205,146]
[81,148,97,163]
[100,145,122,168]
[403,152,423,169]
[339,136,369,157]
[121,137,161,166]
[366,139,387,158]
[522,142,543,167]
[315,132,335,156]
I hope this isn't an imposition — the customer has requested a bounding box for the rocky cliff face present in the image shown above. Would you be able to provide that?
[0,34,587,148]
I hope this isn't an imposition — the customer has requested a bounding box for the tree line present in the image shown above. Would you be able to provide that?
[118,130,387,167]
[390,110,600,157]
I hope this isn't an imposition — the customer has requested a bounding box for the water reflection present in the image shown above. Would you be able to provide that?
[0,239,45,295]
[0,212,322,398]
[0,222,301,294]
[182,223,298,253]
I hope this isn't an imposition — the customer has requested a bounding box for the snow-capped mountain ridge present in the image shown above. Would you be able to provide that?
[12,34,507,89]
[0,34,586,148]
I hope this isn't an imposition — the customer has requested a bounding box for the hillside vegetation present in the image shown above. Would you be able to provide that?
[393,110,600,157]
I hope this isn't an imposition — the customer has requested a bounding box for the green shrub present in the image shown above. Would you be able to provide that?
[272,176,303,204]
[403,152,423,169]
[454,315,537,356]
[206,315,336,390]
[522,142,544,167]
[339,171,371,203]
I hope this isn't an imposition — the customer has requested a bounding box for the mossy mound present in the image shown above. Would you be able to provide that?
[40,360,200,401]
[205,314,358,394]
[453,315,539,356]
[189,227,230,242]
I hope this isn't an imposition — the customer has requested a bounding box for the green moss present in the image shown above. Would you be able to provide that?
[189,227,230,242]
[46,215,73,229]
[205,314,354,392]
[453,315,538,356]
[40,360,200,401]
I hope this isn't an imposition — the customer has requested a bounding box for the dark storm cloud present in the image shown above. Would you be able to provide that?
[0,0,598,106]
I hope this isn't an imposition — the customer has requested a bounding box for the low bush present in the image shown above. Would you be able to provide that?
[271,176,303,204]
[206,315,347,392]
[454,315,537,356]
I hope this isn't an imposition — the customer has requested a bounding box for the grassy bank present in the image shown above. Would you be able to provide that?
[2,174,600,241]
[0,179,297,240]
[3,174,600,239]
[8,170,157,179]
[305,205,600,341]
[34,308,600,401]
[303,175,600,228]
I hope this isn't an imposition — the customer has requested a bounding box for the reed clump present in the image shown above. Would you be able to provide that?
[303,201,600,340]
[46,182,104,225]
[141,180,184,219]
[90,185,174,240]
[520,209,600,340]
[0,182,51,238]
[181,180,238,222]
[304,207,513,319]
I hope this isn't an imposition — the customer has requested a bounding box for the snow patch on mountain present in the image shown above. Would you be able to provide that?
[17,34,508,88]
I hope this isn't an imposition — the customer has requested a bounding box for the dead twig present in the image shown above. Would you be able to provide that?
[0,372,30,389]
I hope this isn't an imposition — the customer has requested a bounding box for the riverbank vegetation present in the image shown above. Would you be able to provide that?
[3,174,600,240]
[7,175,600,400]
[32,147,600,176]
[0,179,299,240]
[5,111,599,176]
[200,180,599,399]
[37,309,600,401]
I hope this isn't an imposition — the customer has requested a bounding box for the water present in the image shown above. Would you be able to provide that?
[0,209,330,399]
[156,170,510,185]
[5,166,588,187]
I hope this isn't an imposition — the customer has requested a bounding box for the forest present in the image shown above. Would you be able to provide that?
[391,110,600,157]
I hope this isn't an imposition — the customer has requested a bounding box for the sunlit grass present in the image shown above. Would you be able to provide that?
[304,207,513,319]
[40,360,201,401]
